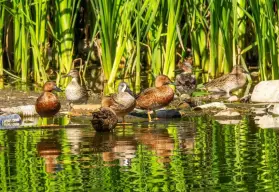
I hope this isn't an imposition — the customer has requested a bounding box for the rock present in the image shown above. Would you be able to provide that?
[267,104,279,115]
[227,95,239,102]
[193,102,227,110]
[214,109,241,117]
[178,102,191,110]
[251,80,279,102]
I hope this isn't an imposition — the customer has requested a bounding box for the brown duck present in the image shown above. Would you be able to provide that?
[35,81,62,117]
[102,82,136,123]
[91,107,118,132]
[205,65,248,97]
[136,75,175,121]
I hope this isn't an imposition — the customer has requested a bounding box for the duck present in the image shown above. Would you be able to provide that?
[101,82,136,123]
[35,81,62,117]
[64,69,89,106]
[205,65,248,97]
[91,107,118,132]
[136,75,175,121]
[175,61,196,96]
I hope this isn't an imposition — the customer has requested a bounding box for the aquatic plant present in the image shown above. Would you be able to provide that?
[1,0,279,92]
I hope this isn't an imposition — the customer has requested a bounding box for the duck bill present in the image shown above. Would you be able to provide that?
[54,86,63,92]
[169,82,176,86]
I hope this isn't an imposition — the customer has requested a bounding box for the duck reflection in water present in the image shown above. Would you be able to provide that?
[37,139,61,173]
[91,130,137,166]
[135,127,175,163]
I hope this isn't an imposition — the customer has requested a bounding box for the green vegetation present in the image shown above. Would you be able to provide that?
[0,0,279,92]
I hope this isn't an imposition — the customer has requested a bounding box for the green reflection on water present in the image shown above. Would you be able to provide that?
[0,115,279,191]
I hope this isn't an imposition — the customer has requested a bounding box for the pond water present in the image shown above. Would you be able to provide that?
[0,114,278,191]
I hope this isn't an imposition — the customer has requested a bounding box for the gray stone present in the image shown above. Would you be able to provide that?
[251,80,279,102]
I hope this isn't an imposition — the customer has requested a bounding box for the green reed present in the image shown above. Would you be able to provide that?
[55,0,81,86]
[0,1,5,78]
[3,1,279,90]
[163,0,181,79]
[26,0,48,84]
[249,0,279,80]
[12,0,29,83]
[185,0,209,80]
[91,0,133,93]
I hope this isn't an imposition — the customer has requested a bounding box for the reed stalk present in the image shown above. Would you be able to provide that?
[208,0,218,78]
[248,0,279,80]
[24,0,48,84]
[163,0,181,79]
[141,0,161,78]
[236,0,246,64]
[91,0,136,93]
[135,0,141,92]
[184,1,209,81]
[0,1,5,77]
[13,0,30,83]
[90,0,118,92]
[55,0,81,85]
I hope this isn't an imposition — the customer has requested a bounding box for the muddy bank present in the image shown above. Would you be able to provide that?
[0,88,102,111]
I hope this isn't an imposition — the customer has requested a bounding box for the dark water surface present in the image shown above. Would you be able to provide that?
[0,115,278,191]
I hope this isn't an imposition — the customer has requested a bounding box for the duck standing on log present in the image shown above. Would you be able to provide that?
[136,75,175,122]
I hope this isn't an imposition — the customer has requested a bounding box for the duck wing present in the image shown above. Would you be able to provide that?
[136,86,174,110]
[111,92,136,110]
[205,74,231,88]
